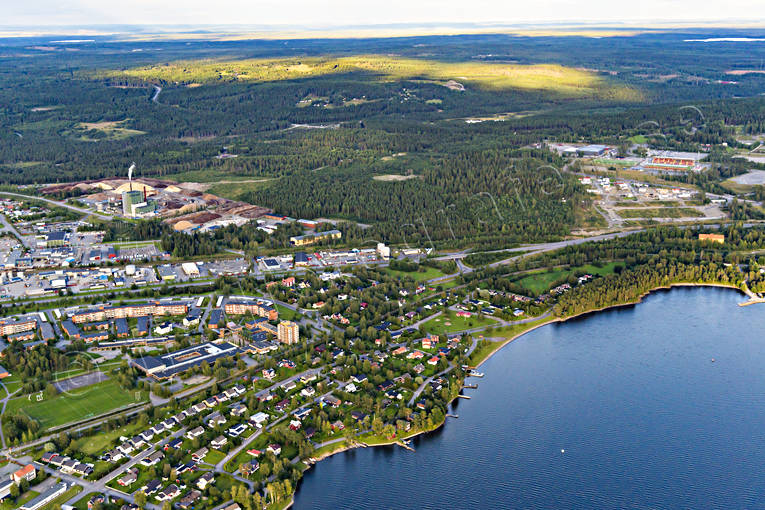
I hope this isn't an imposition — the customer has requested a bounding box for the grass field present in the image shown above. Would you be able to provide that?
[105,55,642,100]
[386,266,447,282]
[421,309,497,335]
[274,303,301,321]
[4,379,148,431]
[70,422,145,455]
[617,207,704,218]
[516,262,623,295]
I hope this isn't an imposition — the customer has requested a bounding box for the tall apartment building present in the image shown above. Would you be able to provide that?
[277,321,299,345]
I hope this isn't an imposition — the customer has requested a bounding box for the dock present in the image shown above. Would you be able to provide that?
[457,394,471,399]
[397,441,415,452]
[464,384,478,389]
[446,413,459,419]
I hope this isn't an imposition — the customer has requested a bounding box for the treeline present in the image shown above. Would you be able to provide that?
[553,260,742,317]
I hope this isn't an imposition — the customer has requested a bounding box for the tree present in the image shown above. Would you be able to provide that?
[44,384,57,398]
[134,491,147,509]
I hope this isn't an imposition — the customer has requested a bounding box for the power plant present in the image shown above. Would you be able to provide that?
[121,162,156,218]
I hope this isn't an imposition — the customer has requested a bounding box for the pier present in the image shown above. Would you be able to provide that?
[464,384,478,389]
[397,441,415,452]
[457,394,471,399]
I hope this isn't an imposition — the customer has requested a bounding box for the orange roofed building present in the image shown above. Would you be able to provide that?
[699,233,724,244]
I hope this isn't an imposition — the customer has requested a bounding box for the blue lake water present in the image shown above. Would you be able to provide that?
[293,287,765,509]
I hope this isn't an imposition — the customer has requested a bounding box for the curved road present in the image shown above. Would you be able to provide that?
[0,192,113,221]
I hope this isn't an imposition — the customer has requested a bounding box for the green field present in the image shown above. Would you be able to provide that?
[275,303,301,321]
[386,266,447,282]
[4,379,148,431]
[421,309,498,335]
[70,421,145,455]
[516,262,623,295]
[628,134,649,144]
[618,207,704,218]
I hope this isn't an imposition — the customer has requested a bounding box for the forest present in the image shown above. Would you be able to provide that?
[0,32,764,248]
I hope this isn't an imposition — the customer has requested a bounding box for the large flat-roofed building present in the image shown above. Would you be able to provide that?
[699,233,725,244]
[278,321,299,345]
[576,144,609,157]
[0,319,37,337]
[225,300,277,320]
[132,341,240,379]
[20,482,68,510]
[289,229,341,247]
[122,190,144,217]
[40,231,68,248]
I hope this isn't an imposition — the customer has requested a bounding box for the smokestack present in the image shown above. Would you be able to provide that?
[128,162,136,192]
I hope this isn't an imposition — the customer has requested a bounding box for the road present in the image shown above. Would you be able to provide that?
[0,213,32,248]
[0,192,113,221]
[151,85,162,103]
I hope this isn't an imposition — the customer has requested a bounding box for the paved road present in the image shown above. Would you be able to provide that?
[0,213,31,247]
[0,192,113,221]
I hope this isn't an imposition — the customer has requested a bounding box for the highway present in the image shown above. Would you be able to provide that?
[0,213,32,247]
[0,191,113,221]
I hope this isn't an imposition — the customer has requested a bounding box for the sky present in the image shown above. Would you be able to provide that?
[4,0,765,28]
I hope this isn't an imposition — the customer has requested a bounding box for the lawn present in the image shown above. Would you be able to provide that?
[204,448,227,465]
[274,303,301,321]
[421,309,498,335]
[516,262,623,295]
[69,421,145,456]
[386,266,447,282]
[4,379,148,431]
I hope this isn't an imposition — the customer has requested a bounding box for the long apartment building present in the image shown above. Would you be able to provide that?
[225,300,278,321]
[0,319,37,337]
[70,301,189,324]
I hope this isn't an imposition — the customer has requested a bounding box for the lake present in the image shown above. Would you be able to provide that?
[293,287,765,509]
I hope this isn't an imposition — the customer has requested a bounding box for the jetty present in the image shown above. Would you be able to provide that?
[397,440,415,452]
[738,283,765,306]
[457,394,471,400]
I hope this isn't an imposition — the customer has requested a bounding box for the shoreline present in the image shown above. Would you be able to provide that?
[475,282,745,369]
[285,281,748,508]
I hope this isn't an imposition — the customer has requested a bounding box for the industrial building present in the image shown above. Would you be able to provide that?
[132,342,240,379]
[289,229,342,247]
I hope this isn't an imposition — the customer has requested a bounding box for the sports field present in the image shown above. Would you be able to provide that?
[4,379,148,431]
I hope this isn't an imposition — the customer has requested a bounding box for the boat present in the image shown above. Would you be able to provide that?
[468,371,484,378]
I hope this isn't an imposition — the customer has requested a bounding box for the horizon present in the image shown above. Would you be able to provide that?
[4,0,765,31]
